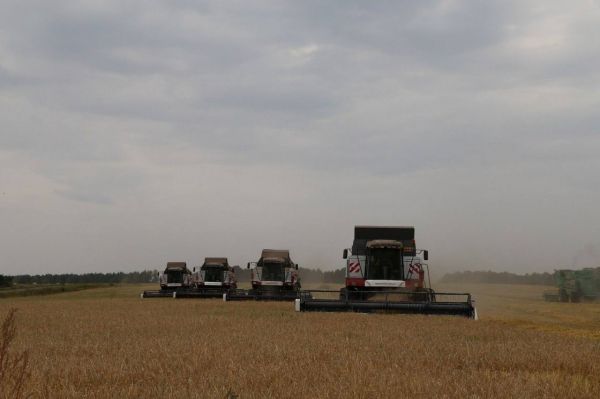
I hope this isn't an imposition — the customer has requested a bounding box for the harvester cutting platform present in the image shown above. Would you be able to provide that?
[141,262,192,298]
[296,226,477,318]
[225,249,303,301]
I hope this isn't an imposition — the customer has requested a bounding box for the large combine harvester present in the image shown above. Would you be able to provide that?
[543,268,600,302]
[296,226,477,318]
[176,257,237,298]
[142,262,192,298]
[225,249,302,301]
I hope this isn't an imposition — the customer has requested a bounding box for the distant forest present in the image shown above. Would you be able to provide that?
[0,267,346,286]
[440,270,555,286]
[1,269,561,287]
[3,270,158,286]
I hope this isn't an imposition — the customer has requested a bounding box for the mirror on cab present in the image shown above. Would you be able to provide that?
[343,249,348,259]
[423,250,429,261]
[247,262,250,269]
[295,264,299,270]
[193,267,196,272]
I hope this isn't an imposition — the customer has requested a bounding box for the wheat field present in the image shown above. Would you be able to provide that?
[1,283,600,399]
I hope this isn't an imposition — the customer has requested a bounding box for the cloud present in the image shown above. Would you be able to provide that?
[1,1,600,274]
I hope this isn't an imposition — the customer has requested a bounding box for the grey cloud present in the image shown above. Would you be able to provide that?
[42,160,146,205]
[1,1,600,274]
[0,66,27,88]
[203,82,338,117]
[56,188,113,205]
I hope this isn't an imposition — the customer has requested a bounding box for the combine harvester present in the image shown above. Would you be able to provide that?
[141,262,192,298]
[225,249,303,301]
[543,268,600,302]
[176,257,237,298]
[296,226,477,318]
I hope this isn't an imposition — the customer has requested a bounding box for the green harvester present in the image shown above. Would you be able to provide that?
[543,268,600,302]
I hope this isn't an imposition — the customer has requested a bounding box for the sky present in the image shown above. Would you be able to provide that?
[1,0,600,276]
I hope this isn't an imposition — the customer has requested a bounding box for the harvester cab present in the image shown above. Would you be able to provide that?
[341,226,431,299]
[225,249,302,301]
[251,249,300,291]
[142,262,192,298]
[160,262,192,289]
[296,226,477,318]
[192,257,237,290]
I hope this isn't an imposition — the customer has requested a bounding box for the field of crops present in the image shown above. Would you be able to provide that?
[2,283,600,398]
[0,283,107,298]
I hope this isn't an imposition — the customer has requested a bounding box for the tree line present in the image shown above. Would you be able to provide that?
[2,269,566,287]
[440,270,555,285]
[2,270,158,285]
[0,267,346,286]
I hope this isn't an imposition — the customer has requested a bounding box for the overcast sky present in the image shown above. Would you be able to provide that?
[1,1,600,276]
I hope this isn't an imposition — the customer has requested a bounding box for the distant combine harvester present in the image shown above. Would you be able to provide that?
[543,268,600,302]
